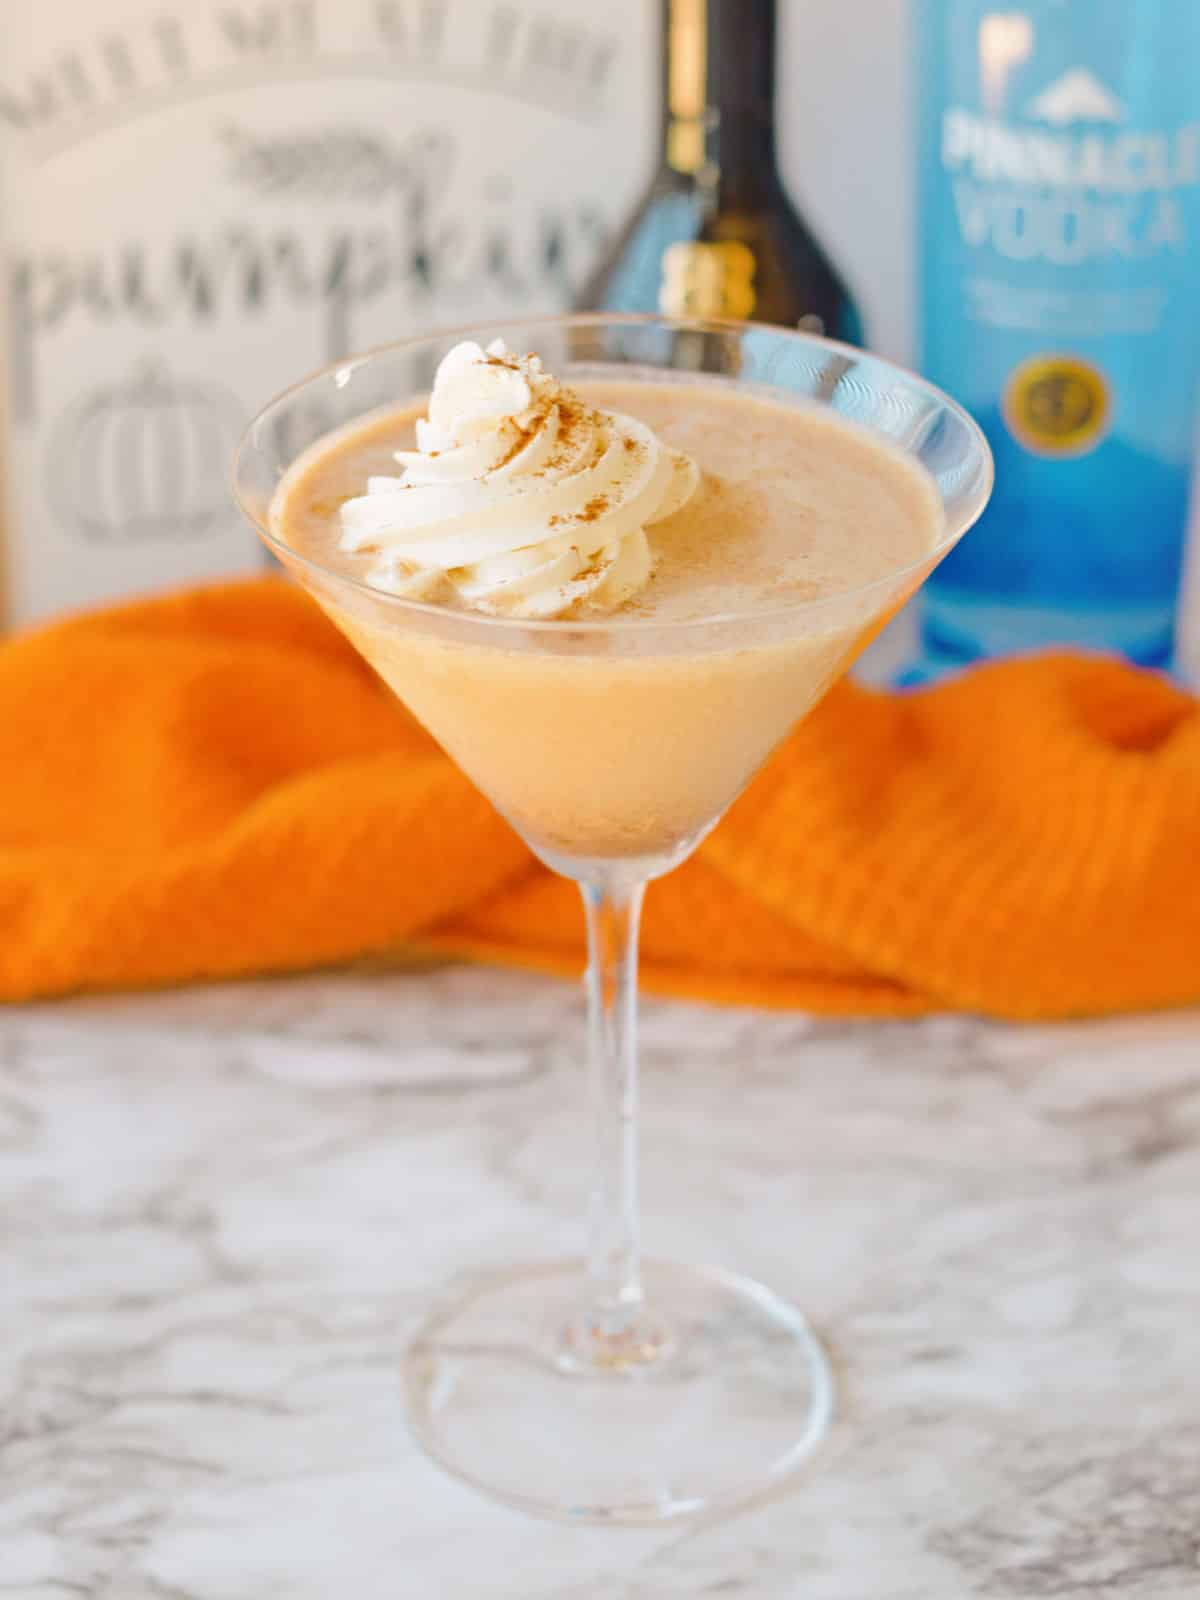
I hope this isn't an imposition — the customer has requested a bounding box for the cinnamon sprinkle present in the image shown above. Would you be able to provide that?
[490,422,536,472]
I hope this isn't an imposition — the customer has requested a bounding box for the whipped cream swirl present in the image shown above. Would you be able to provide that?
[338,339,698,619]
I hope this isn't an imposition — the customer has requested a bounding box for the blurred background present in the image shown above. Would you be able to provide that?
[3,0,1198,672]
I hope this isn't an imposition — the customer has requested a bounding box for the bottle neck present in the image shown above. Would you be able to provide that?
[662,0,779,201]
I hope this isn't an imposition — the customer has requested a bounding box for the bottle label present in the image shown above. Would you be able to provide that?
[917,2,1200,668]
[922,6,1200,451]
[1002,353,1111,457]
[942,74,1199,273]
[928,7,1200,356]
[658,241,757,318]
[0,0,649,625]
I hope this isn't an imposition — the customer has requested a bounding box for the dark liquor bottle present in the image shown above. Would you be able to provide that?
[580,0,862,341]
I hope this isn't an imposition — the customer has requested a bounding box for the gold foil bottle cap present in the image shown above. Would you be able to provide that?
[667,0,707,174]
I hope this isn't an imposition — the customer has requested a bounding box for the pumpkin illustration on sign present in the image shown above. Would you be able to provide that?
[50,363,244,542]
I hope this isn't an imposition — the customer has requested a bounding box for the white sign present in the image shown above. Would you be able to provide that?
[0,0,653,624]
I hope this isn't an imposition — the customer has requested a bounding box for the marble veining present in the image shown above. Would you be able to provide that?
[3,967,1199,1598]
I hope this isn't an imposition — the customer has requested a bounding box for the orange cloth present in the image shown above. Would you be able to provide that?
[2,576,1198,1019]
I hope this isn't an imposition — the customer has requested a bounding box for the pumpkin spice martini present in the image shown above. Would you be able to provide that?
[272,337,943,871]
[235,315,992,1525]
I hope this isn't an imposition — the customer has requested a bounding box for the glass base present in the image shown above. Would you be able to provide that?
[402,1259,834,1525]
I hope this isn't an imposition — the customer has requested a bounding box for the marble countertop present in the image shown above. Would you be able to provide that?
[4,965,1200,1599]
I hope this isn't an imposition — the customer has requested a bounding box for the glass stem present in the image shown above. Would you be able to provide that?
[580,875,647,1336]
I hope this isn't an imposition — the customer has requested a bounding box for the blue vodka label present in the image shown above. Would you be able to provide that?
[915,0,1200,671]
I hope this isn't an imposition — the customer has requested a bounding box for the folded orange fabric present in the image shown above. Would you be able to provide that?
[2,576,1197,1019]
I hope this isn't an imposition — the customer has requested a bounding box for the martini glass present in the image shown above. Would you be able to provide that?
[234,314,992,1525]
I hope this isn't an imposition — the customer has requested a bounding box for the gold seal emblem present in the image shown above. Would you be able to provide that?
[1003,354,1110,457]
[658,241,757,319]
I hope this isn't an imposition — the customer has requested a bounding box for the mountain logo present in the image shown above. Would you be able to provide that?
[1026,69,1126,125]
